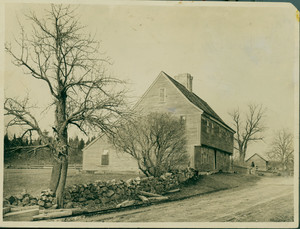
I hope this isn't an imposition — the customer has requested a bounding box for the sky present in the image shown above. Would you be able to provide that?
[2,1,299,158]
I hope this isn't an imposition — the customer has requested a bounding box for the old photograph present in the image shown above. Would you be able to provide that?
[1,0,299,227]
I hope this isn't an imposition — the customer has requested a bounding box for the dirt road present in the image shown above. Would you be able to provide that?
[78,176,294,222]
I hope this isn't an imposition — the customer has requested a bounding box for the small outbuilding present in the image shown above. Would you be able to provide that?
[245,153,269,171]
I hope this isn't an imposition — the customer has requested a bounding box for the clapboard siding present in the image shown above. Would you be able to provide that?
[83,71,234,172]
[82,135,139,172]
[135,72,201,167]
[245,154,268,171]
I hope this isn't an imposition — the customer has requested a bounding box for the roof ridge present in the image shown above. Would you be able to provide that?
[164,72,234,131]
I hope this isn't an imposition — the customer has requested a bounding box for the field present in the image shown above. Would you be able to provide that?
[3,169,141,197]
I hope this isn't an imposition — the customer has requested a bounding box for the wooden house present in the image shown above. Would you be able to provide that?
[82,71,235,173]
[245,153,269,171]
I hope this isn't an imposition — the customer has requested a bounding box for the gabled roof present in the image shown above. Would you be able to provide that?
[162,71,235,133]
[245,153,269,162]
[84,70,236,151]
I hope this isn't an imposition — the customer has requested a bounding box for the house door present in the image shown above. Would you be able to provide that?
[214,150,217,170]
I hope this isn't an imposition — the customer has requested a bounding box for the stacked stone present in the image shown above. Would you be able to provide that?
[3,168,198,210]
[62,168,197,209]
[37,189,57,209]
[4,192,38,207]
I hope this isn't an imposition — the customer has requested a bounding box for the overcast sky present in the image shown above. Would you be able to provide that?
[3,1,299,158]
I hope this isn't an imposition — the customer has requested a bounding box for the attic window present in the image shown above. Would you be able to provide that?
[180,115,186,124]
[101,150,109,165]
[159,88,166,102]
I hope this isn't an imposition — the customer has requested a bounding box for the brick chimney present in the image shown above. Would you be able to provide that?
[174,73,193,92]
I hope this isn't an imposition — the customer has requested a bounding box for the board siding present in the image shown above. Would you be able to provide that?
[135,74,202,168]
[83,135,139,172]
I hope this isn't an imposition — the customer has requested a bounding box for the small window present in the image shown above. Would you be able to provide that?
[215,126,219,134]
[159,88,166,102]
[101,150,109,165]
[180,115,186,124]
[206,120,210,133]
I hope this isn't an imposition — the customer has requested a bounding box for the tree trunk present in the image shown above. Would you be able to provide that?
[49,159,62,193]
[55,155,68,208]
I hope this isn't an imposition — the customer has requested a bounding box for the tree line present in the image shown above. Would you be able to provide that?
[4,133,96,165]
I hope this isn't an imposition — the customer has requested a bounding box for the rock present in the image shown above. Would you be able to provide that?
[86,200,95,207]
[38,200,45,207]
[16,194,23,200]
[8,196,17,205]
[44,202,53,208]
[22,196,30,206]
[78,197,86,202]
[64,202,73,209]
[100,197,109,204]
[125,179,133,186]
[50,204,58,209]
[3,200,10,207]
[94,199,101,204]
[106,189,115,198]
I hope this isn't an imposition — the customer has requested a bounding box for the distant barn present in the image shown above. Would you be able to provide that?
[82,71,235,173]
[245,153,269,171]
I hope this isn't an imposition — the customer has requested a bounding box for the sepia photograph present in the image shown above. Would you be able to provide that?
[1,0,299,227]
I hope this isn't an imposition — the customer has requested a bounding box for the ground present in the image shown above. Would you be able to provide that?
[67,176,294,222]
[3,169,295,223]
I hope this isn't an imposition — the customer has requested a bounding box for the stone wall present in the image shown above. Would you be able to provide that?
[4,168,198,210]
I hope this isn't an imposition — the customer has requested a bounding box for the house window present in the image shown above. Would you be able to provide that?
[180,115,186,124]
[159,88,166,102]
[215,126,219,135]
[206,120,210,133]
[101,150,109,165]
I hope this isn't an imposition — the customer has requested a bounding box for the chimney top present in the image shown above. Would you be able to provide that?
[174,73,193,92]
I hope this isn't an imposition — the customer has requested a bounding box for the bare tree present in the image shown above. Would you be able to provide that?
[111,112,189,177]
[267,129,294,171]
[229,104,267,163]
[5,4,129,208]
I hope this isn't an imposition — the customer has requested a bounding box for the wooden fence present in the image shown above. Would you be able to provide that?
[5,164,82,170]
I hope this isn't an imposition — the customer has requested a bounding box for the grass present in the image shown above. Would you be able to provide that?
[3,169,140,197]
[166,172,260,200]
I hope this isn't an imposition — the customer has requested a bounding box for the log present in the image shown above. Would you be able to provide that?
[39,208,68,214]
[71,208,88,215]
[116,200,136,208]
[3,208,40,221]
[10,205,39,212]
[3,206,11,215]
[138,195,149,203]
[33,209,73,221]
[166,188,180,193]
[148,196,168,201]
[139,191,162,197]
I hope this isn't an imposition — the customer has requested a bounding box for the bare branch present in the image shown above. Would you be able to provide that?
[229,104,267,162]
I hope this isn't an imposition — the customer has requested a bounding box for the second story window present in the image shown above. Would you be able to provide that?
[159,88,166,102]
[206,120,210,133]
